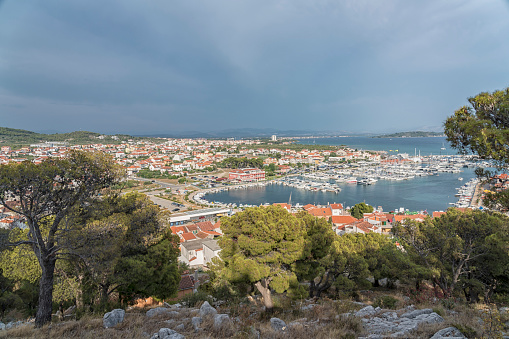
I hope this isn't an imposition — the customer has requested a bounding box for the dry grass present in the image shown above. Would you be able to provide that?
[1,294,507,339]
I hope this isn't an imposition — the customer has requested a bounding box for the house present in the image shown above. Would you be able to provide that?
[180,241,205,267]
[329,203,344,216]
[202,239,221,267]
[229,168,265,182]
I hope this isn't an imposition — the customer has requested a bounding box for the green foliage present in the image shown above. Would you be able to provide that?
[444,88,509,210]
[214,206,306,309]
[393,209,509,301]
[0,126,156,146]
[179,291,213,307]
[373,295,398,309]
[71,193,181,306]
[350,202,374,219]
[219,157,264,169]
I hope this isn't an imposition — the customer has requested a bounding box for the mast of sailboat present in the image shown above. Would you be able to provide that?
[288,191,292,206]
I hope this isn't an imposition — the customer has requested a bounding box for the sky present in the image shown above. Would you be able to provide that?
[1,0,509,135]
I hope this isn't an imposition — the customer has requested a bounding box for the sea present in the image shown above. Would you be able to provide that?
[205,137,476,213]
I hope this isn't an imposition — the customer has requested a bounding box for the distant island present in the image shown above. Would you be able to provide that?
[374,131,445,138]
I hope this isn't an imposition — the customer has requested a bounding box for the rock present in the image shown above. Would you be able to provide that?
[147,307,179,318]
[300,304,316,311]
[150,328,185,339]
[375,307,382,313]
[172,303,182,309]
[400,308,432,319]
[500,307,509,314]
[191,317,202,331]
[270,317,287,331]
[0,322,5,331]
[199,301,217,317]
[175,324,185,331]
[356,306,377,317]
[381,312,398,320]
[430,326,467,339]
[214,314,231,329]
[249,326,260,339]
[414,312,444,324]
[103,309,125,328]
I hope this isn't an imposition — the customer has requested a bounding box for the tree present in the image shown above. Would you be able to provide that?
[0,151,123,327]
[293,212,335,298]
[393,209,509,300]
[350,202,374,219]
[70,193,180,308]
[444,87,509,209]
[216,205,306,311]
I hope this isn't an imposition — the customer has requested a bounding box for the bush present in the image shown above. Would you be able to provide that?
[179,291,213,308]
[373,295,398,309]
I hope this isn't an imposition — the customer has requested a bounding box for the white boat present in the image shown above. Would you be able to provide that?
[458,177,463,181]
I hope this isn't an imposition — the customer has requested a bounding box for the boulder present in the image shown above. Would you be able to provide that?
[430,326,467,339]
[356,306,377,317]
[199,301,217,317]
[191,317,202,331]
[214,314,231,329]
[400,308,432,319]
[146,307,179,318]
[150,328,185,339]
[175,323,185,331]
[414,312,444,324]
[103,309,125,328]
[0,322,5,331]
[270,317,286,331]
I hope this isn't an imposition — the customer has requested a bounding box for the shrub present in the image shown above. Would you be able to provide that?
[179,291,213,308]
[373,295,398,309]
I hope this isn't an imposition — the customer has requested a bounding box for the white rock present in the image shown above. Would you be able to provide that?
[199,301,217,317]
[270,317,286,331]
[103,309,125,328]
[356,306,377,317]
[213,314,231,329]
[430,326,466,339]
[150,328,185,339]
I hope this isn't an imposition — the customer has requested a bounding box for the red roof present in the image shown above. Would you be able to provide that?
[308,208,332,217]
[329,203,343,209]
[195,221,215,232]
[181,233,197,241]
[178,275,195,291]
[331,215,359,224]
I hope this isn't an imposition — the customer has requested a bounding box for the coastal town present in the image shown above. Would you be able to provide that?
[0,135,498,272]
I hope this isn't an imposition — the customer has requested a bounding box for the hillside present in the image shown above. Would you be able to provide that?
[0,127,158,146]
[374,131,444,138]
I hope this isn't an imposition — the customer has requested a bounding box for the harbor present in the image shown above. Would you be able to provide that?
[193,154,483,213]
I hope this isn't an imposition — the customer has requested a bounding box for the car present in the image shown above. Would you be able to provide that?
[172,208,180,212]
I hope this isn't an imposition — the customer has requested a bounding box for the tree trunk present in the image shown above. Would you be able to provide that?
[35,258,56,328]
[255,279,273,311]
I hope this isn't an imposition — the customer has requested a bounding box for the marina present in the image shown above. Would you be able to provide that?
[193,154,483,212]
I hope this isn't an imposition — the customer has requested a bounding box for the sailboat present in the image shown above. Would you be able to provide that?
[441,142,446,151]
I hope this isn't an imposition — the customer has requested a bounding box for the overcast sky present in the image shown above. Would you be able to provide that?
[1,0,508,135]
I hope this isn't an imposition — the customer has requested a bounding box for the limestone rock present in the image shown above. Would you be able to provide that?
[199,301,217,317]
[175,323,185,331]
[103,309,125,328]
[191,316,202,331]
[214,314,231,329]
[430,326,467,339]
[270,317,286,331]
[0,322,5,331]
[150,328,185,339]
[400,308,432,319]
[146,307,179,318]
[356,306,376,317]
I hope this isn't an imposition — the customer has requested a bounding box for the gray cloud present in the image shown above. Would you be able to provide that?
[1,0,508,134]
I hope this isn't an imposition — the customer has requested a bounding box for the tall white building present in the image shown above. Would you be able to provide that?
[271,135,277,141]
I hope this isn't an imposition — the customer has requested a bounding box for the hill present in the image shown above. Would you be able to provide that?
[0,127,159,146]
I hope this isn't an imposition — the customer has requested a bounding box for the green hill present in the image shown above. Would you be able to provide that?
[0,127,157,146]
[373,131,444,138]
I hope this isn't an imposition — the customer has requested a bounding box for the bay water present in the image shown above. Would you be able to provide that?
[205,137,474,212]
